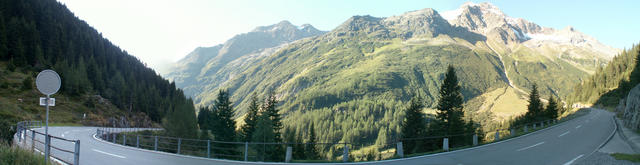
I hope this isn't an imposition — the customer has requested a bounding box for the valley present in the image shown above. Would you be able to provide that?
[164,2,618,146]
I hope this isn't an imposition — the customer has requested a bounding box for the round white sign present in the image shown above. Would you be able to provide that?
[36,69,61,96]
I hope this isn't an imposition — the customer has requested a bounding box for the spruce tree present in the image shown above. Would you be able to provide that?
[545,96,559,120]
[293,130,305,160]
[436,66,466,137]
[630,50,640,85]
[213,89,236,142]
[263,91,282,142]
[526,84,544,122]
[241,94,259,142]
[400,95,425,154]
[252,110,276,161]
[305,122,319,160]
[197,106,210,131]
[262,91,284,161]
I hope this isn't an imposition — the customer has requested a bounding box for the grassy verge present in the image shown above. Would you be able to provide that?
[610,153,640,162]
[0,143,51,165]
[48,122,84,127]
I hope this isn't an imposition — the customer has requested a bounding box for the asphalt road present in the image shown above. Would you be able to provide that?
[19,108,616,165]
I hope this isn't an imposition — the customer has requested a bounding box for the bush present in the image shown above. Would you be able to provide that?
[0,119,16,144]
[22,77,33,90]
[0,143,50,165]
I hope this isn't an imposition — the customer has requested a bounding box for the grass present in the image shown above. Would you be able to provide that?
[0,143,52,165]
[48,122,84,127]
[610,153,640,162]
[0,64,134,127]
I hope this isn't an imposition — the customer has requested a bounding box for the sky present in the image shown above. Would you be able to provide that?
[56,0,640,73]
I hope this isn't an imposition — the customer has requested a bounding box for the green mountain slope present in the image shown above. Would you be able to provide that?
[173,3,617,145]
[568,43,640,107]
[164,21,326,98]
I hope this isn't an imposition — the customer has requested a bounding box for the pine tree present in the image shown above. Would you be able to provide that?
[163,99,198,138]
[630,50,640,86]
[526,84,544,122]
[263,91,282,142]
[305,122,319,160]
[293,130,305,160]
[213,89,236,142]
[400,95,425,154]
[252,110,276,161]
[240,94,259,142]
[374,128,388,148]
[435,65,466,145]
[545,96,559,120]
[197,106,212,131]
[262,91,283,161]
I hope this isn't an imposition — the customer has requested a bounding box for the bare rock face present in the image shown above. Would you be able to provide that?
[621,84,640,131]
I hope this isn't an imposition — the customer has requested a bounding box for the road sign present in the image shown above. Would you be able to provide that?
[39,97,55,106]
[36,70,61,96]
[35,69,61,164]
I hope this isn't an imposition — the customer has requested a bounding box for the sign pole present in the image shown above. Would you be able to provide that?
[36,69,60,164]
[45,95,49,135]
[45,94,49,163]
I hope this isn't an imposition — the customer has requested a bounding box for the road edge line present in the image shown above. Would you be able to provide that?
[575,113,617,165]
[91,133,291,165]
[89,110,591,165]
[365,108,591,164]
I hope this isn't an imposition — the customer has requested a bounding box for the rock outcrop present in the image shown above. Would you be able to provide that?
[618,84,640,131]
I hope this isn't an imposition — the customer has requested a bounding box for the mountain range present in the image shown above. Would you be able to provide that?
[163,2,619,144]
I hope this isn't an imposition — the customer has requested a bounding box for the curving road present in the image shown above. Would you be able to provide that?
[21,108,616,165]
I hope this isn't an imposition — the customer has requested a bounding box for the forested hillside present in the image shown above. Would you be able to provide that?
[0,0,197,137]
[568,43,640,107]
[189,4,616,147]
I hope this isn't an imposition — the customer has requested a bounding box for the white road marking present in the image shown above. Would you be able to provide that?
[516,141,545,151]
[93,149,126,158]
[563,154,583,165]
[576,125,582,129]
[558,131,570,137]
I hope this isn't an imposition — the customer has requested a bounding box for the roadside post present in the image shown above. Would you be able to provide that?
[35,69,61,164]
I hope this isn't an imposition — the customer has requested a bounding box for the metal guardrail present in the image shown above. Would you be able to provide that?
[94,109,589,163]
[15,121,81,165]
[96,127,349,162]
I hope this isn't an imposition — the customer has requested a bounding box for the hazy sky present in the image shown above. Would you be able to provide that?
[56,0,639,72]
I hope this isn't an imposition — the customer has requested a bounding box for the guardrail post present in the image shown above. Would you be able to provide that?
[112,133,116,143]
[343,143,349,162]
[524,125,528,133]
[207,140,211,158]
[541,121,544,127]
[533,123,537,129]
[154,136,158,151]
[31,130,35,152]
[495,131,500,141]
[123,134,127,145]
[285,146,292,162]
[510,128,515,136]
[136,135,140,148]
[396,141,404,158]
[17,126,21,143]
[443,138,449,152]
[22,127,27,145]
[473,134,478,146]
[244,142,248,161]
[74,140,80,165]
[177,138,182,154]
[45,134,51,163]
